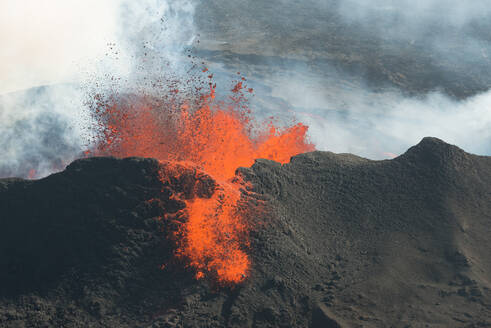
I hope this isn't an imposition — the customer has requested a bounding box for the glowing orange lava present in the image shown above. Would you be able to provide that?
[182,179,249,282]
[90,81,314,283]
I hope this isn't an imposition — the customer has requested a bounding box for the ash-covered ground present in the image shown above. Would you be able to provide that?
[1,137,490,327]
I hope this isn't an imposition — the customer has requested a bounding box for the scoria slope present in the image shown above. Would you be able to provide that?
[1,137,490,327]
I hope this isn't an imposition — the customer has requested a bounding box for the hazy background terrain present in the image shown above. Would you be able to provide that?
[194,0,491,157]
[1,0,491,177]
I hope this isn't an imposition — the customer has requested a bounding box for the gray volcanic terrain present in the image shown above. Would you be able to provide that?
[1,138,490,327]
[194,0,491,98]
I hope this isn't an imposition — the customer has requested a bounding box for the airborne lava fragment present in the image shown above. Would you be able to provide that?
[88,81,314,283]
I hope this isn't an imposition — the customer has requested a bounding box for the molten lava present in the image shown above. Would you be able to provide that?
[90,81,314,284]
[181,178,249,282]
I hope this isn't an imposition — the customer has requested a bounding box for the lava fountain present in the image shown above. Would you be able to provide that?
[88,78,315,284]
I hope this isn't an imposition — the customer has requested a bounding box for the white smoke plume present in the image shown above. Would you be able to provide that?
[0,0,197,178]
[0,85,90,178]
[244,66,490,159]
[293,84,491,158]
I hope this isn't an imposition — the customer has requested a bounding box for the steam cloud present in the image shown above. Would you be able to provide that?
[271,75,491,158]
[0,85,89,178]
[0,0,196,178]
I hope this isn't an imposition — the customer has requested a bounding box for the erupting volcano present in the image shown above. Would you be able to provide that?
[3,1,491,326]
[87,78,314,283]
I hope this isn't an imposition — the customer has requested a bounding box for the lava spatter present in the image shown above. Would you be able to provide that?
[89,78,314,283]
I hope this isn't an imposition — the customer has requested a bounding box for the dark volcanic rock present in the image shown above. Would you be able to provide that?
[1,138,490,327]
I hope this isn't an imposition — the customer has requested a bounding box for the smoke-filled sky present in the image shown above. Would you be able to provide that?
[1,0,490,178]
[0,0,196,178]
[0,0,122,94]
